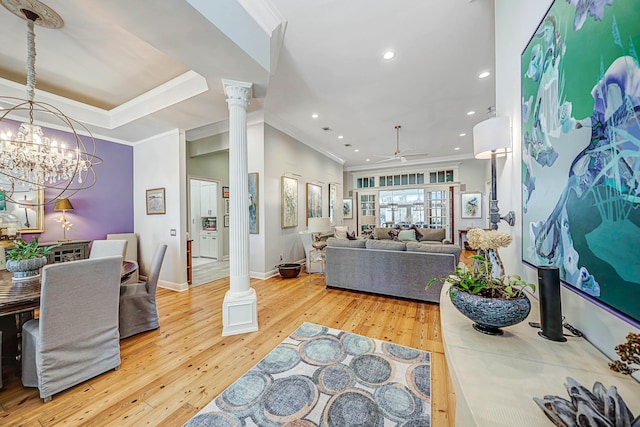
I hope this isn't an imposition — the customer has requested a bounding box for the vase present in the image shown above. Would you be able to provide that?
[5,256,48,281]
[475,248,505,279]
[449,287,531,335]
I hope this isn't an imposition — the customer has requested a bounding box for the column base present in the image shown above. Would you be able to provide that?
[222,287,258,336]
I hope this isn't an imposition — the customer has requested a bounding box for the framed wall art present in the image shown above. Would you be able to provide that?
[328,183,337,225]
[146,188,166,215]
[281,176,298,229]
[248,172,259,234]
[306,183,322,225]
[461,192,482,219]
[521,0,640,326]
[222,186,229,198]
[0,181,45,233]
[342,198,353,219]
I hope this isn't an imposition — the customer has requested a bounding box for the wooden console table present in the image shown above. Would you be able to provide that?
[440,283,640,426]
[0,240,90,264]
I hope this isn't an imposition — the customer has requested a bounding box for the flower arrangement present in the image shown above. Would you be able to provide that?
[6,237,59,261]
[427,228,535,299]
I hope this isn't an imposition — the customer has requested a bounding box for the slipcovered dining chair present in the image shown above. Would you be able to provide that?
[89,239,127,259]
[119,244,167,339]
[21,256,123,402]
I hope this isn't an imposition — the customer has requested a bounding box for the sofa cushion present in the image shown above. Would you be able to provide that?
[418,228,446,242]
[326,237,366,248]
[406,242,460,264]
[365,239,406,251]
[334,226,349,239]
[372,227,392,240]
[398,229,417,242]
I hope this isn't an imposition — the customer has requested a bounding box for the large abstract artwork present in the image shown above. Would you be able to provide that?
[521,0,640,325]
[281,176,298,229]
[306,183,322,225]
[248,173,258,234]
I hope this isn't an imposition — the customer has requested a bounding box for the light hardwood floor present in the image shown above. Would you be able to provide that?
[0,266,465,426]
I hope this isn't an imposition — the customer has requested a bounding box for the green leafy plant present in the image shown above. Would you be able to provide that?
[427,255,536,299]
[6,237,60,261]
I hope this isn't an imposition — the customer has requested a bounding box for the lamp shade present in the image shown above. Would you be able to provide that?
[472,116,511,159]
[54,198,74,211]
[308,217,330,233]
[361,215,376,225]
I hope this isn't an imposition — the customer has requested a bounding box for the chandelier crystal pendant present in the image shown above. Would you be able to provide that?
[0,0,101,205]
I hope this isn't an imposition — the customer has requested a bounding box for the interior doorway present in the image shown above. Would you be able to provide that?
[189,178,229,286]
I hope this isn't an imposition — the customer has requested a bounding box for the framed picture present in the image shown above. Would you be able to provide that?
[146,188,166,215]
[248,172,259,234]
[224,215,229,227]
[328,183,337,225]
[281,176,298,228]
[342,198,353,219]
[222,186,229,198]
[461,192,481,219]
[306,183,322,225]
[224,198,230,215]
[521,0,640,326]
[0,183,45,233]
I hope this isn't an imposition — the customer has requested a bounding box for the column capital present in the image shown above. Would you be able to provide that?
[222,79,253,109]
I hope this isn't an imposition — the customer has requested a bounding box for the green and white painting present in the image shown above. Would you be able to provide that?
[281,176,298,229]
[521,0,640,325]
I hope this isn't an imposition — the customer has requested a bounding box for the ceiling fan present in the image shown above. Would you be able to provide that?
[374,125,428,163]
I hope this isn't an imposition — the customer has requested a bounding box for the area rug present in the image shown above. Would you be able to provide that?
[185,322,431,426]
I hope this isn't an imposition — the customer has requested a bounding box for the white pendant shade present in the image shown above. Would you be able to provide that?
[472,116,511,159]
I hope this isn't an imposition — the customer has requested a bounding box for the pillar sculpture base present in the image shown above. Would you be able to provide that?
[222,287,258,336]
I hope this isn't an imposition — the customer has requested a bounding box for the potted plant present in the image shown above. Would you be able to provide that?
[5,237,59,281]
[427,229,536,335]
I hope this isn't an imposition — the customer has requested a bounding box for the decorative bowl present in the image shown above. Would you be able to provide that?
[277,263,301,278]
[449,287,531,335]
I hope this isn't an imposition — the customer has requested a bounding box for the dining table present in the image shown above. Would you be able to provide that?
[0,260,138,371]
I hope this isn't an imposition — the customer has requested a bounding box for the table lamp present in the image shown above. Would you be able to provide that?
[54,198,74,241]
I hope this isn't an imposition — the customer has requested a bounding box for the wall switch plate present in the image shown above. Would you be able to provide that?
[170,229,177,236]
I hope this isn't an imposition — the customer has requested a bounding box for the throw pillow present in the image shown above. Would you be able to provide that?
[388,228,401,241]
[398,229,417,242]
[334,226,349,239]
[346,231,356,240]
[410,225,423,240]
[373,227,392,240]
[418,228,446,242]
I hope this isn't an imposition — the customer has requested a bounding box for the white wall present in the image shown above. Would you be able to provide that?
[264,124,344,272]
[247,123,266,275]
[134,128,188,291]
[495,0,639,365]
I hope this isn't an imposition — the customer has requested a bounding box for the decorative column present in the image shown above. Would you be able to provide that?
[221,79,258,336]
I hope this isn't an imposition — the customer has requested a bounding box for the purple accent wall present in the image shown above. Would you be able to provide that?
[4,119,134,243]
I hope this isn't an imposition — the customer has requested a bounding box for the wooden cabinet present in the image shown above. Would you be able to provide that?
[200,232,218,259]
[47,240,90,263]
[200,183,217,217]
[186,239,193,285]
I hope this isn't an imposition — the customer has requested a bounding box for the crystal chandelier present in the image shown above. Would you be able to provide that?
[0,0,101,205]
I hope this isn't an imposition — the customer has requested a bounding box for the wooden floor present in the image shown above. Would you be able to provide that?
[0,263,467,426]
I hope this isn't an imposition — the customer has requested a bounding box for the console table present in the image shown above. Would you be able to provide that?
[0,240,90,264]
[440,283,640,426]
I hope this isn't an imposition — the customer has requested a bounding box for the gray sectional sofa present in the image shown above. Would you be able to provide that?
[324,237,461,303]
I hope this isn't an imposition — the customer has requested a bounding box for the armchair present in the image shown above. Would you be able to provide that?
[21,256,123,402]
[119,244,167,339]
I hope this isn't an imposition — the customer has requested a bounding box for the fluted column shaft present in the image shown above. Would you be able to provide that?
[224,80,252,297]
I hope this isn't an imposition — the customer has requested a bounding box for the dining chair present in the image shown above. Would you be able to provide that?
[21,255,123,402]
[107,234,139,284]
[119,244,167,339]
[89,239,127,259]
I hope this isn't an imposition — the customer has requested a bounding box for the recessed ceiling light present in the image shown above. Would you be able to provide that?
[311,113,318,119]
[467,111,475,116]
[338,135,344,139]
[366,158,371,162]
[354,149,359,152]
[454,147,461,151]
[459,133,466,137]
[478,71,491,79]
[383,50,395,60]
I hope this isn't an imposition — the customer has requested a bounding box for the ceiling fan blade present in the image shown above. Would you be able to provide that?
[375,157,400,164]
[402,152,429,159]
[400,156,407,163]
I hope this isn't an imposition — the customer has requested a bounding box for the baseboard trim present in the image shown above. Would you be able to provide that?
[159,279,188,292]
